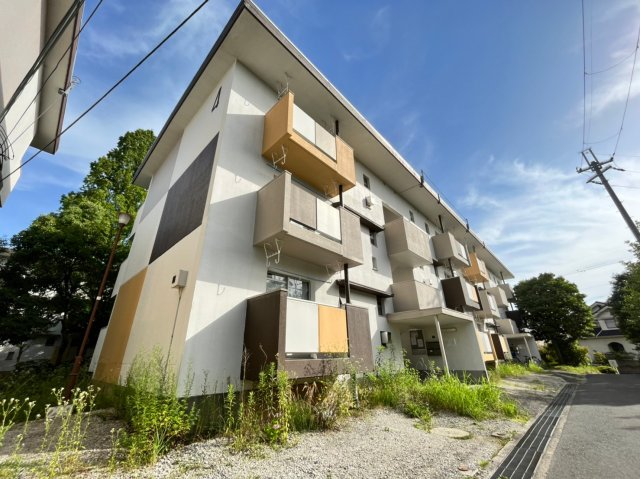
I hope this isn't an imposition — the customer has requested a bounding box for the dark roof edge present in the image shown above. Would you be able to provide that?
[134,0,248,181]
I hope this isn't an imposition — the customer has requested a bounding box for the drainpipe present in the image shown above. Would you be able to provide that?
[434,316,449,376]
[343,264,351,304]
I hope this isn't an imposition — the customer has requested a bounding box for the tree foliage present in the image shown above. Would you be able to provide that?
[0,129,155,360]
[609,240,640,349]
[514,273,593,364]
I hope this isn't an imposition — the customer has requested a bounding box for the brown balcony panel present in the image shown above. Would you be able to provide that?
[477,290,500,319]
[391,280,441,312]
[487,286,509,307]
[384,218,433,267]
[463,252,490,284]
[243,291,373,381]
[441,276,480,310]
[254,172,363,268]
[262,92,355,198]
[432,232,470,268]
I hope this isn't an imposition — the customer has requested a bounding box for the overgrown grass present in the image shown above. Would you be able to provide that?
[489,362,545,380]
[362,360,523,423]
[553,365,601,375]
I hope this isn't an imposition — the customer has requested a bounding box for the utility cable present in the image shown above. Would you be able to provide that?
[581,0,587,153]
[0,0,85,126]
[612,22,640,157]
[1,0,211,184]
[586,47,637,75]
[6,0,105,142]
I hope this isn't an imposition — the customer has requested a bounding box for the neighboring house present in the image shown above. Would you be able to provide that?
[579,301,638,360]
[92,0,524,395]
[0,322,62,372]
[0,0,83,206]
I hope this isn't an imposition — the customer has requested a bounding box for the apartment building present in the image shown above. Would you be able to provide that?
[92,1,524,394]
[0,0,83,206]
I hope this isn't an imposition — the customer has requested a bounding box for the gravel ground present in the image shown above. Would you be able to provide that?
[0,374,565,479]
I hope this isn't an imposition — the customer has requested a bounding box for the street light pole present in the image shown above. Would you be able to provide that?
[65,212,131,398]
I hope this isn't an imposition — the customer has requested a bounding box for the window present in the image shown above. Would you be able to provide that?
[409,210,415,223]
[5,351,15,361]
[369,229,377,246]
[363,174,370,190]
[376,297,385,316]
[424,222,430,234]
[608,342,625,353]
[45,336,56,347]
[266,272,310,300]
[604,319,618,329]
[372,256,378,271]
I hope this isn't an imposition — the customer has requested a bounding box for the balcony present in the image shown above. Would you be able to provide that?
[432,232,470,268]
[391,280,441,312]
[498,283,515,302]
[463,252,490,284]
[477,331,496,362]
[384,217,433,267]
[495,318,519,334]
[477,289,500,319]
[487,286,509,307]
[243,290,373,380]
[262,91,356,198]
[441,276,480,310]
[254,171,363,268]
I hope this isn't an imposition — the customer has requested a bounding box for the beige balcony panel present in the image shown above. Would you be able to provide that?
[487,286,509,307]
[464,252,490,284]
[432,232,470,268]
[254,172,363,268]
[316,198,341,241]
[315,123,336,159]
[498,283,515,301]
[391,280,442,312]
[384,217,432,267]
[263,92,355,197]
[496,318,518,335]
[286,298,319,353]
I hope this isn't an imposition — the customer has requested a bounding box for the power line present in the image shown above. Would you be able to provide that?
[1,0,211,184]
[6,0,105,142]
[581,0,587,152]
[612,22,640,157]
[0,0,85,126]
[586,47,637,75]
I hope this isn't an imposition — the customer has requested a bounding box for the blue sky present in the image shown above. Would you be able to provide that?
[1,0,640,302]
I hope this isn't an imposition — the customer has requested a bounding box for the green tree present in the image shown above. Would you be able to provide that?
[0,129,155,363]
[609,241,640,350]
[514,273,593,364]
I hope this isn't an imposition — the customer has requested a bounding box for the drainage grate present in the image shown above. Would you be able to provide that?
[490,383,577,479]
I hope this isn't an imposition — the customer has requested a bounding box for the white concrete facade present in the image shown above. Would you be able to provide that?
[93,2,521,394]
[0,0,81,205]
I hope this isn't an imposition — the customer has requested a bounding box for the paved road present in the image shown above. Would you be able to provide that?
[544,374,640,478]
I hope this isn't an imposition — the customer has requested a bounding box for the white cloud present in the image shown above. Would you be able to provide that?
[342,5,391,62]
[462,155,640,303]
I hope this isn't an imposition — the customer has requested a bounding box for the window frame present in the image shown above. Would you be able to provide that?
[363,174,371,190]
[266,271,311,300]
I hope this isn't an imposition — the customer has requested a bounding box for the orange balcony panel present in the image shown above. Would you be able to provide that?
[262,91,356,198]
[464,252,490,284]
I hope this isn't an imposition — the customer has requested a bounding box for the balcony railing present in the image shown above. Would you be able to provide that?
[441,276,480,310]
[262,91,355,198]
[495,318,519,334]
[384,217,433,267]
[391,280,441,312]
[243,290,373,380]
[432,232,470,268]
[254,171,363,268]
[477,289,500,319]
[463,252,490,284]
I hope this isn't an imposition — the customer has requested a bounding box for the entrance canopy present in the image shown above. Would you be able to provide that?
[387,307,474,329]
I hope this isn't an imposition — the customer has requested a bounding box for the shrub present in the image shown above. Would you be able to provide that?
[119,349,198,466]
[596,365,618,374]
[592,351,609,365]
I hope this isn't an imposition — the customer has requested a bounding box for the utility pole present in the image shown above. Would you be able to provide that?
[577,148,640,243]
